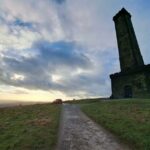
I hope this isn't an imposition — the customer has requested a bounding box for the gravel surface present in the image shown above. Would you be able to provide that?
[56,104,130,150]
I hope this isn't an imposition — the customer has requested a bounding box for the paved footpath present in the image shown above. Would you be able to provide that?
[56,104,130,150]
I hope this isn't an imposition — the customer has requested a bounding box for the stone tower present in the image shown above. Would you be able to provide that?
[110,8,150,99]
[113,8,144,72]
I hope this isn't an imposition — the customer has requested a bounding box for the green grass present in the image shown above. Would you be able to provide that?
[0,103,61,150]
[64,98,108,104]
[81,99,150,150]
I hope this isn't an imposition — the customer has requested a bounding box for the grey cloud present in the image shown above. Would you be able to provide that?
[0,40,93,92]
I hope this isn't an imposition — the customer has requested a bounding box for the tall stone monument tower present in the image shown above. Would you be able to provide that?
[113,8,144,71]
[110,8,150,98]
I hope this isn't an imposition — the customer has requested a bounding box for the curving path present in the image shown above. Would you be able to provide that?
[56,104,130,150]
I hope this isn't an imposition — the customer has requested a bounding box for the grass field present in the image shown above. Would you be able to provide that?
[81,99,150,150]
[0,103,61,150]
[64,98,107,104]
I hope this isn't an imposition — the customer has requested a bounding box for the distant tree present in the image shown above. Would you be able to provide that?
[52,99,62,104]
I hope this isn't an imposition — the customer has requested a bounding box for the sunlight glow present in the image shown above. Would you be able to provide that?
[52,74,62,83]
[11,74,25,81]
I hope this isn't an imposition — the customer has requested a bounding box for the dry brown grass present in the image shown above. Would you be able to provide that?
[26,118,52,126]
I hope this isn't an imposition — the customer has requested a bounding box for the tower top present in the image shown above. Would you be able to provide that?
[113,8,131,21]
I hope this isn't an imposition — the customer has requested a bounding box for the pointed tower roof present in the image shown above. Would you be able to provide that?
[113,8,131,21]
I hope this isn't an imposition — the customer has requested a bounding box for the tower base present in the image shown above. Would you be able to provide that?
[110,65,150,99]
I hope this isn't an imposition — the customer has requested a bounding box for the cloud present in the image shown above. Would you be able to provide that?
[0,40,119,97]
[0,0,150,99]
[0,40,95,96]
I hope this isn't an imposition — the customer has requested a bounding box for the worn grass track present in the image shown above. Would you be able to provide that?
[81,99,150,150]
[0,103,61,150]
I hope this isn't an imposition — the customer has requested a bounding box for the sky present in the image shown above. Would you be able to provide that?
[0,0,150,102]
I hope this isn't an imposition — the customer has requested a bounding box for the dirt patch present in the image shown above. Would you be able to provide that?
[26,118,51,126]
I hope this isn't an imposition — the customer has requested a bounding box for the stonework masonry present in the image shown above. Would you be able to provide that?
[110,8,150,98]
